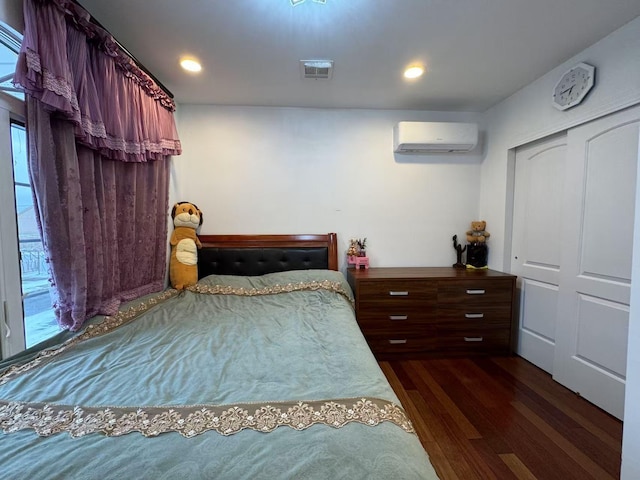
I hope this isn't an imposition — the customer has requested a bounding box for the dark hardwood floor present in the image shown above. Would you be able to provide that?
[380,356,623,480]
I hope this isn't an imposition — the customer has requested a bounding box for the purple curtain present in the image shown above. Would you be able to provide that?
[14,0,181,330]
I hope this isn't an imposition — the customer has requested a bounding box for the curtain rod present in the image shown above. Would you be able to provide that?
[73,1,174,99]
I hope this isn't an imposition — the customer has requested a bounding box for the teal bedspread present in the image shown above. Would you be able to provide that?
[0,270,438,479]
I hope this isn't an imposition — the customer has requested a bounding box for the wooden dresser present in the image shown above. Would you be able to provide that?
[347,267,516,358]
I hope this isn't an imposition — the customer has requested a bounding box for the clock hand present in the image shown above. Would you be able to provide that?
[560,86,574,95]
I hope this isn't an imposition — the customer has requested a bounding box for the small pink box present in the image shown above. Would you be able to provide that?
[348,255,369,269]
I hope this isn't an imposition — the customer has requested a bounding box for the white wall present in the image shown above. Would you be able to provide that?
[173,106,482,270]
[479,16,640,480]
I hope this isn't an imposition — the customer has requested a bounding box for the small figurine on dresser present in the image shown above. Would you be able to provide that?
[347,238,358,257]
[347,237,369,269]
[466,220,489,269]
[452,234,466,269]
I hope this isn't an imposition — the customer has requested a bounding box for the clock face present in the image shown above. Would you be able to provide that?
[552,63,595,111]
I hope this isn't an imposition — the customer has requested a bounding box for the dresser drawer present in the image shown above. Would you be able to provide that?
[437,279,513,305]
[357,308,436,334]
[436,305,512,325]
[436,328,511,352]
[365,333,437,354]
[357,280,436,304]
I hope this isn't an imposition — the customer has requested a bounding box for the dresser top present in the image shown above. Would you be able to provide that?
[347,267,515,280]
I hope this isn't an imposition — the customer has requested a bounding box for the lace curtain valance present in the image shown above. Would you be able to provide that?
[14,0,181,162]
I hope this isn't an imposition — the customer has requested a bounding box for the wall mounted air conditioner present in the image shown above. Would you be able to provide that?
[393,121,478,153]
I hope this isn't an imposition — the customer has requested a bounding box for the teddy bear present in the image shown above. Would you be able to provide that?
[466,220,490,244]
[170,201,203,290]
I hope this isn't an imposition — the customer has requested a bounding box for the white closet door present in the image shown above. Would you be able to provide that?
[512,134,567,373]
[553,105,640,420]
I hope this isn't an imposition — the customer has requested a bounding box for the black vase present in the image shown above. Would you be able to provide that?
[467,243,488,268]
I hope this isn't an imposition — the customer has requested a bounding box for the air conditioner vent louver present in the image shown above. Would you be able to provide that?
[304,66,330,78]
[300,60,333,80]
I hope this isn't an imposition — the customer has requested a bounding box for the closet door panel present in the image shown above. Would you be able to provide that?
[554,105,640,420]
[575,294,629,378]
[580,122,638,282]
[511,134,566,373]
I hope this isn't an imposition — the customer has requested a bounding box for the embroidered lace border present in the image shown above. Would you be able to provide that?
[0,281,408,439]
[186,279,354,305]
[0,397,414,438]
[22,48,181,156]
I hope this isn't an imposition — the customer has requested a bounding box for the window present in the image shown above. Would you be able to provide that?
[0,22,58,359]
[0,24,23,100]
[12,122,60,347]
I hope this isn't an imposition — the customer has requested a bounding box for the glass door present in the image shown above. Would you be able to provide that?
[11,122,60,348]
[0,22,59,358]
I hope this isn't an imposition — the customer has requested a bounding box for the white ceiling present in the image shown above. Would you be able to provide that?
[78,0,640,112]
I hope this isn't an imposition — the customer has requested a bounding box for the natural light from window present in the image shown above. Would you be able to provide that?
[0,25,23,100]
[11,123,61,348]
[0,21,60,349]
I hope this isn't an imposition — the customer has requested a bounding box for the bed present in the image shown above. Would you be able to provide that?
[0,233,439,479]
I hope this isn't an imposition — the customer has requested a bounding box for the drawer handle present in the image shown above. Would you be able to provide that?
[389,291,409,296]
[466,289,486,295]
[464,336,484,342]
[388,339,408,344]
[389,315,408,321]
[465,313,484,319]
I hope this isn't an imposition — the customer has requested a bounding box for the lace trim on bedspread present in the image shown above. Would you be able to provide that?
[186,280,354,305]
[0,281,352,385]
[0,282,393,439]
[0,397,414,438]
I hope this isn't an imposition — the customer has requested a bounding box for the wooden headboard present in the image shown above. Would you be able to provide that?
[197,233,338,278]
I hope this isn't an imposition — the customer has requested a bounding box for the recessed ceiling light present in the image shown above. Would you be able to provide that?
[180,58,202,73]
[404,66,424,79]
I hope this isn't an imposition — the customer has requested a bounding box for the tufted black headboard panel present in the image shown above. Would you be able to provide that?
[196,233,338,279]
[198,247,329,278]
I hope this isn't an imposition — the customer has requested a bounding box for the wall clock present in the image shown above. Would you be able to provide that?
[552,62,595,111]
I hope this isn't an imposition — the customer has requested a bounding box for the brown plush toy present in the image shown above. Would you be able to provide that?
[170,202,203,290]
[466,220,490,244]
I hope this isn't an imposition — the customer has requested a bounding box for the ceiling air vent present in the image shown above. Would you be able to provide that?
[300,60,333,80]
